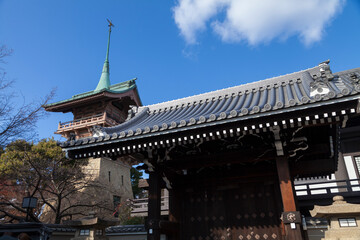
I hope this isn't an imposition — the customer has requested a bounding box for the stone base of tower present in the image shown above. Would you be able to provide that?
[40,157,133,223]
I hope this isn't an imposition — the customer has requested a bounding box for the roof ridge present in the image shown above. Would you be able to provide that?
[334,67,360,76]
[72,89,96,98]
[109,78,137,88]
[145,65,319,112]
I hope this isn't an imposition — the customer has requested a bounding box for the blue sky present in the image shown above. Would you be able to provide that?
[0,0,359,141]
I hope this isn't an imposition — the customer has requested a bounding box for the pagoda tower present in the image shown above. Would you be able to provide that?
[44,21,141,140]
[43,20,141,220]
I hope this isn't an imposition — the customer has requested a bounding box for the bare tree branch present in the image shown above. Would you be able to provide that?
[0,139,114,224]
[0,45,55,147]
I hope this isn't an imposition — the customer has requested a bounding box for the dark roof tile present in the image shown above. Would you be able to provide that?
[64,63,360,149]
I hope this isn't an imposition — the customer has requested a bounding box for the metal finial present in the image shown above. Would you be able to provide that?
[95,19,114,91]
[107,19,115,31]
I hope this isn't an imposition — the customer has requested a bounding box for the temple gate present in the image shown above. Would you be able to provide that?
[61,62,360,240]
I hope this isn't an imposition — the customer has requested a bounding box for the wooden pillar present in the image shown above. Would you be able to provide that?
[147,170,162,240]
[276,156,304,240]
[276,157,296,212]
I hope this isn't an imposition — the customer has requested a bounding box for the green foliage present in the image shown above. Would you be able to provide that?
[122,216,145,225]
[0,147,4,157]
[0,138,86,179]
[130,167,143,198]
[115,200,144,225]
[0,140,32,175]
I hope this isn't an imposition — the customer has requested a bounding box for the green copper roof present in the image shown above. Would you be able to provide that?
[44,78,138,108]
[95,23,112,91]
[45,21,142,109]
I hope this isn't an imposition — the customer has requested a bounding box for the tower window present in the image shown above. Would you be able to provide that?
[121,175,124,185]
[108,171,111,182]
[339,218,357,227]
[80,229,90,236]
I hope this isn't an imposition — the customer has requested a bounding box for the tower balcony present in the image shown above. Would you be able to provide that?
[130,196,169,217]
[56,113,118,138]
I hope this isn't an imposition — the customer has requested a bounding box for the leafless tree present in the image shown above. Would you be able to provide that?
[0,45,54,148]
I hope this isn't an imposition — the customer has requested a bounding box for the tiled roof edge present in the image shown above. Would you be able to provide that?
[333,67,360,76]
[145,65,320,113]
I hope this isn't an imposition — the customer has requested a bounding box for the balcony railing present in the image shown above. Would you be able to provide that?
[295,178,360,198]
[130,197,169,217]
[57,113,118,132]
[130,179,360,216]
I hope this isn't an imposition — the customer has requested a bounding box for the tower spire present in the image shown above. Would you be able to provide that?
[95,19,114,91]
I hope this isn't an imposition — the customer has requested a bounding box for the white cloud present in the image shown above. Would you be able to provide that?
[173,0,345,45]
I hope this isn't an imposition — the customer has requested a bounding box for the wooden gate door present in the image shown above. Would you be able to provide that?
[181,181,283,240]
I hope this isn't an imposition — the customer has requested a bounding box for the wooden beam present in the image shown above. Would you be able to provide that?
[291,158,335,177]
[164,147,276,170]
[172,166,278,189]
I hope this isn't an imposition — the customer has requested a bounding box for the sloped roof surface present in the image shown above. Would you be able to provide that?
[45,78,137,107]
[63,63,360,148]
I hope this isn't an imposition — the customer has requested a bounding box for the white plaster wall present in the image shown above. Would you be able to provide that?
[344,155,360,191]
[344,156,358,179]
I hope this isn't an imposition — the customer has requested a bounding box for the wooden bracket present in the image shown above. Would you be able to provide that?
[147,149,153,159]
[162,174,172,189]
[144,159,155,172]
[341,115,348,128]
[271,126,284,156]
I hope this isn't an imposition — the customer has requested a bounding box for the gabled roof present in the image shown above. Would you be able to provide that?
[44,78,139,110]
[62,62,360,149]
